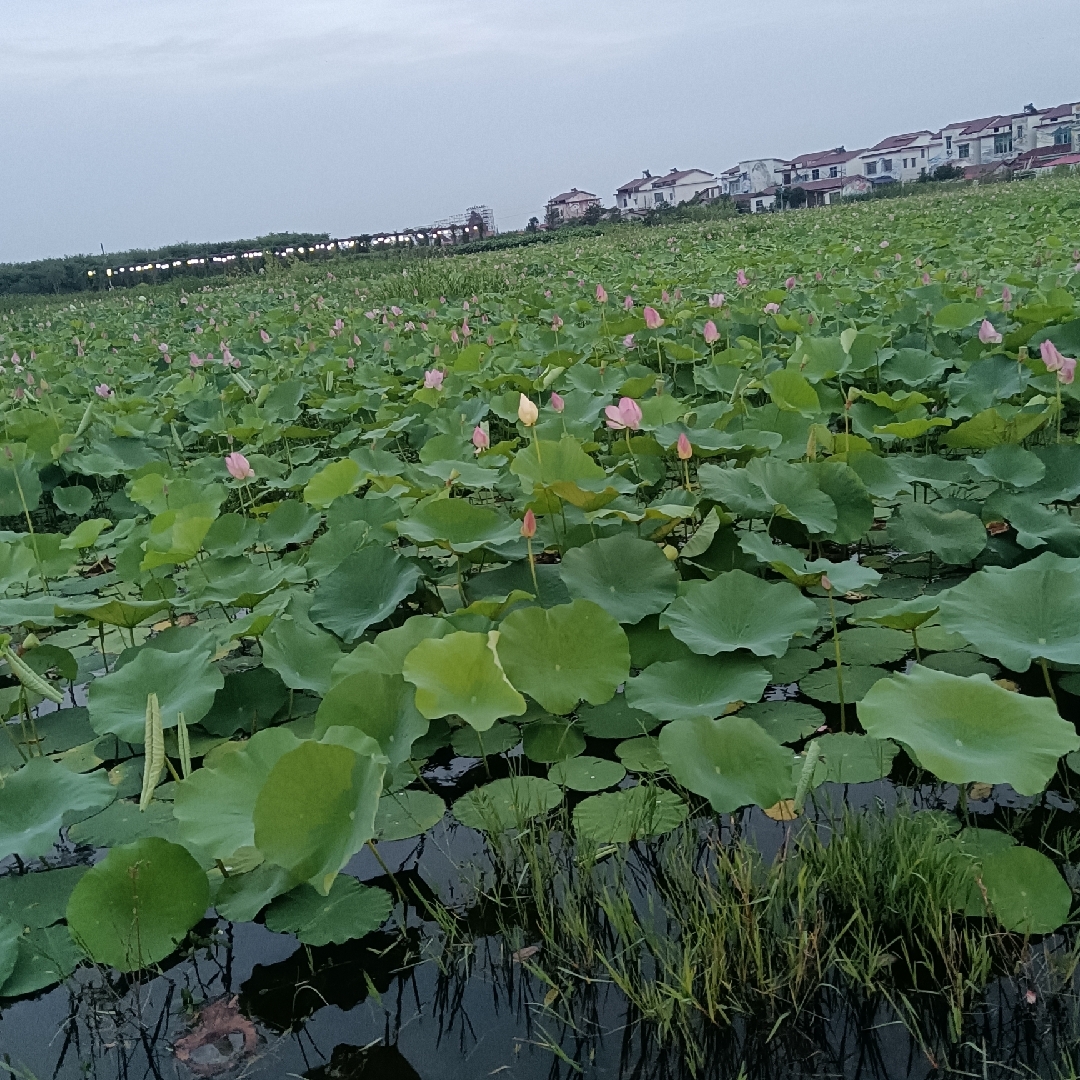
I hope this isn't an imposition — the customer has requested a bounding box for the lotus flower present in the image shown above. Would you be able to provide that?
[785,276,796,289]
[520,509,537,538]
[596,284,607,303]
[815,271,823,281]
[518,393,539,426]
[391,306,402,316]
[1002,285,1012,309]
[819,574,833,592]
[550,391,565,413]
[424,368,445,390]
[94,383,112,399]
[879,240,889,249]
[472,424,489,452]
[225,452,254,480]
[661,290,670,304]
[709,293,725,308]
[189,352,204,368]
[921,272,931,286]
[703,321,719,345]
[346,357,355,369]
[605,396,642,431]
[643,306,664,330]
[1060,357,1076,385]
[736,269,749,287]
[975,285,984,299]
[551,313,563,332]
[623,295,634,310]
[1041,339,1066,371]
[978,319,1002,344]
[764,303,780,315]
[677,433,692,460]
[461,318,471,337]
[623,334,635,348]
[259,329,270,343]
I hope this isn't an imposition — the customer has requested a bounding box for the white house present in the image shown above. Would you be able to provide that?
[855,132,935,182]
[614,168,718,212]
[789,146,865,183]
[722,158,792,196]
[546,188,600,223]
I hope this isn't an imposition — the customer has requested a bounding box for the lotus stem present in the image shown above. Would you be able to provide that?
[1039,657,1057,705]
[911,627,921,663]
[526,537,540,597]
[827,588,846,732]
[367,839,408,904]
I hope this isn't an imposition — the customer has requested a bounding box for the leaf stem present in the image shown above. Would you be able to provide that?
[1039,657,1058,705]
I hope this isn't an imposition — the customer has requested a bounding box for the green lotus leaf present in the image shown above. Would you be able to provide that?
[497,600,630,715]
[765,647,824,684]
[659,715,795,813]
[173,727,302,864]
[253,740,386,895]
[548,755,626,792]
[572,786,688,844]
[558,533,678,624]
[920,651,999,678]
[522,718,586,763]
[450,720,520,757]
[800,732,898,786]
[741,458,838,533]
[810,462,874,544]
[659,570,818,658]
[615,735,666,773]
[88,642,223,742]
[815,627,911,666]
[52,485,94,516]
[396,498,520,553]
[737,531,881,593]
[260,612,343,695]
[0,456,41,518]
[968,444,1045,488]
[310,545,421,641]
[203,513,261,557]
[403,630,526,731]
[980,845,1072,935]
[881,347,949,385]
[303,458,362,508]
[54,596,173,628]
[0,865,87,930]
[889,503,987,565]
[510,436,605,494]
[765,368,820,416]
[200,665,288,737]
[186,555,290,608]
[67,798,179,848]
[937,552,1080,671]
[374,790,446,842]
[259,500,321,549]
[451,776,563,833]
[0,924,82,999]
[333,615,453,682]
[313,671,427,766]
[66,838,209,972]
[626,653,770,722]
[799,664,888,704]
[264,876,392,946]
[0,758,114,860]
[577,694,659,739]
[858,665,1079,794]
[739,701,825,744]
[851,595,940,632]
[0,920,19,989]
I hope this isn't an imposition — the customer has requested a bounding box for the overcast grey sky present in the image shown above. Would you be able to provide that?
[1,0,1076,262]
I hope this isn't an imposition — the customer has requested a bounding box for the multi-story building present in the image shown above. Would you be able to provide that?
[613,168,718,213]
[545,189,601,223]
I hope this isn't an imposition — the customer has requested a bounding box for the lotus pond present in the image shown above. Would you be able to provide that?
[4,179,1080,1078]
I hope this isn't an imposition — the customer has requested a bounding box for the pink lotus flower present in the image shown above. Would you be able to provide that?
[785,276,796,289]
[132,333,139,342]
[815,271,823,281]
[921,272,931,285]
[975,285,984,299]
[391,306,402,316]
[709,293,725,308]
[1060,357,1076,385]
[550,391,565,413]
[551,313,563,331]
[677,432,692,460]
[225,452,254,481]
[643,306,664,330]
[521,509,537,538]
[189,352,204,368]
[736,269,749,287]
[674,288,682,302]
[472,424,489,452]
[879,240,889,249]
[450,329,459,344]
[12,387,23,400]
[94,383,112,399]
[703,321,719,345]
[978,319,1002,344]
[461,318,471,338]
[623,334,635,349]
[764,303,780,315]
[424,368,445,390]
[259,329,270,343]
[661,290,670,304]
[623,295,634,311]
[1002,285,1012,310]
[159,342,169,353]
[346,357,355,369]
[353,334,361,345]
[1042,340,1077,383]
[596,285,607,303]
[605,396,642,431]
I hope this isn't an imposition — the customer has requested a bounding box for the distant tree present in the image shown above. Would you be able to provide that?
[930,163,965,181]
[526,216,540,233]
[784,186,808,209]
[582,203,602,225]
[545,205,561,229]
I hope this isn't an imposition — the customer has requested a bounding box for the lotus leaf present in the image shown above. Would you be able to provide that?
[0,924,82,999]
[310,546,421,641]
[333,615,453,681]
[799,664,888,704]
[451,776,563,832]
[373,790,446,842]
[522,718,586,762]
[200,666,288,737]
[889,503,987,565]
[214,863,295,922]
[264,876,392,946]
[68,798,179,848]
[548,755,626,792]
[397,498,520,553]
[573,786,688,844]
[314,671,427,766]
[0,865,87,930]
[980,845,1072,935]
[739,701,825,744]
[577,694,659,739]
[450,720,520,757]
[816,627,911,666]
[260,613,344,695]
[615,735,666,773]
[801,732,898,786]
[626,653,769,722]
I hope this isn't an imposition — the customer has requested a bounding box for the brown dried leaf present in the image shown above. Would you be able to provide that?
[173,996,257,1076]
[763,799,798,821]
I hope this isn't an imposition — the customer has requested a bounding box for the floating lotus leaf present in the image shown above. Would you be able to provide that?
[0,757,114,860]
[937,553,1080,671]
[811,462,874,544]
[0,865,87,930]
[815,627,911,666]
[558,534,678,624]
[573,786,688,844]
[403,630,526,732]
[616,735,666,773]
[800,733,898,786]
[577,694,659,739]
[497,600,630,715]
[548,755,626,792]
[858,666,1079,794]
[626,653,770,722]
[659,570,818,658]
[739,701,825,744]
[451,776,563,833]
[450,720,520,757]
[68,799,179,848]
[264,876,392,946]
[373,790,446,842]
[66,838,209,973]
[314,671,427,766]
[799,664,888,704]
[659,716,795,813]
[889,503,987,565]
[52,485,94,516]
[396,499,520,553]
[88,642,223,743]
[253,740,385,894]
[333,616,453,681]
[310,546,421,641]
[765,647,824,684]
[200,666,288,737]
[214,863,295,922]
[0,924,82,999]
[980,845,1072,935]
[920,651,999,678]
[522,719,586,763]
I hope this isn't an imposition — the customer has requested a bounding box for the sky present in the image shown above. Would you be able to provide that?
[1,0,1077,263]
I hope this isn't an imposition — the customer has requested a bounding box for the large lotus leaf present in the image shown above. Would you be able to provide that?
[765,647,824,684]
[0,758,114,860]
[801,733,898,786]
[522,719,586,762]
[0,920,20,989]
[313,671,427,766]
[558,534,678,624]
[303,458,363,508]
[851,595,940,632]
[659,570,818,658]
[403,630,526,731]
[497,600,630,715]
[173,727,302,864]
[739,701,825,744]
[737,531,881,593]
[66,838,209,973]
[333,616,453,681]
[577,694,660,739]
[810,462,874,543]
[881,348,948,386]
[67,799,179,848]
[203,513,261,557]
[983,491,1080,554]
[572,786,688,844]
[260,613,343,695]
[698,464,773,518]
[0,924,82,998]
[52,485,94,516]
[889,503,987,565]
[799,664,888,704]
[214,863,296,923]
[260,500,321,549]
[980,845,1072,935]
[0,456,41,517]
[816,627,911,666]
[310,546,421,641]
[374,790,446,841]
[253,740,385,895]
[396,499,520,553]
[659,716,795,814]
[0,865,87,930]
[858,666,1078,794]
[200,665,289,737]
[743,458,837,534]
[452,776,563,832]
[187,555,291,609]
[968,444,1045,488]
[88,643,223,742]
[765,368,820,415]
[264,876,392,946]
[616,735,666,773]
[626,654,770,722]
[937,552,1080,671]
[548,755,626,792]
[53,596,174,629]
[451,720,521,757]
[510,436,606,494]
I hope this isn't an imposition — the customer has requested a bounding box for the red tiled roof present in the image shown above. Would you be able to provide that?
[866,131,932,152]
[616,176,653,193]
[1012,144,1074,169]
[548,189,598,204]
[652,168,715,187]
[790,147,865,169]
[1034,152,1080,169]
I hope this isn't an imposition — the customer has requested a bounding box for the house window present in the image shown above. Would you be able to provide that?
[1055,126,1073,146]
[829,166,838,178]
[783,171,791,185]
[958,143,970,159]
[994,132,1013,154]
[866,161,877,175]
[811,168,820,180]
[755,200,764,211]
[1016,125,1024,140]
[946,136,952,150]
[882,159,893,172]
[920,148,925,158]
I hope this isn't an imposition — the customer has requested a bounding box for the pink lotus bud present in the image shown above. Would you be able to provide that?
[132,333,139,342]
[623,295,633,311]
[472,425,490,452]
[551,313,563,331]
[820,574,833,591]
[424,368,445,390]
[623,334,635,349]
[643,306,664,330]
[709,293,724,308]
[159,342,169,352]
[1041,339,1065,372]
[736,269,749,287]
[346,357,355,369]
[785,276,796,289]
[605,396,642,431]
[677,433,692,460]
[94,383,112,399]
[815,271,823,281]
[879,240,889,249]
[978,319,1002,345]
[596,284,607,303]
[921,272,931,285]
[521,509,537,538]
[661,290,670,304]
[260,329,270,343]
[225,452,254,481]
[704,321,719,345]
[550,391,565,413]
[975,285,984,298]
[450,329,459,344]
[461,319,471,337]
[764,303,780,315]
[391,306,402,316]
[1002,285,1012,309]
[189,352,204,367]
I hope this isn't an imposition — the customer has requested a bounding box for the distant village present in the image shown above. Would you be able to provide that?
[544,99,1080,224]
